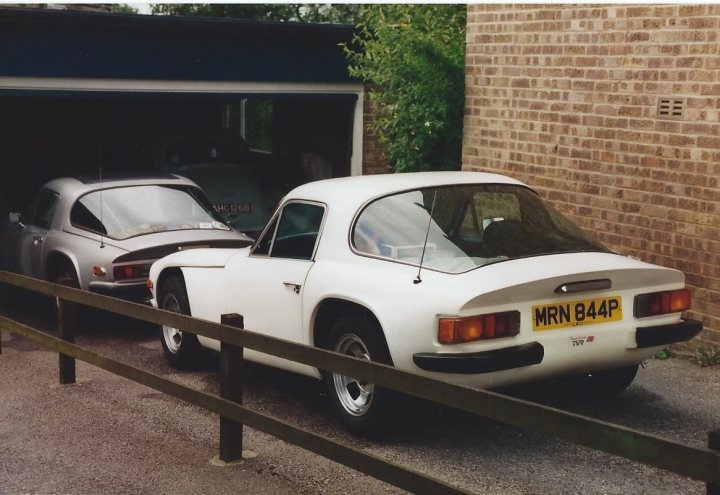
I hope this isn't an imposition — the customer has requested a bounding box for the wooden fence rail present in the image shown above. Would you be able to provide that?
[0,270,719,494]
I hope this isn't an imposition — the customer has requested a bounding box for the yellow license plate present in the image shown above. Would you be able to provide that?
[532,296,622,332]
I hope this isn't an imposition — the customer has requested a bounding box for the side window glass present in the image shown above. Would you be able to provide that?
[22,197,39,226]
[30,191,59,230]
[70,200,107,234]
[252,215,278,256]
[270,202,324,260]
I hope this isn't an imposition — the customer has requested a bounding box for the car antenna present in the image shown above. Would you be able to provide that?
[414,190,438,285]
[97,143,105,249]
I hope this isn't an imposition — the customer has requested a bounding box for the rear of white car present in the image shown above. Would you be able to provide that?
[403,252,699,389]
[349,180,702,389]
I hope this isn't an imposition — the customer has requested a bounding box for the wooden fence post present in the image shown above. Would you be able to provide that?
[58,299,76,385]
[219,313,244,462]
[708,430,720,495]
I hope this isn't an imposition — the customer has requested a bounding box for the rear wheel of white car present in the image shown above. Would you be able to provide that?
[322,312,399,436]
[159,275,204,369]
[588,364,639,394]
[563,364,639,396]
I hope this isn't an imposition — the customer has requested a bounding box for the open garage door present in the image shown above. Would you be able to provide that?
[0,8,365,232]
[0,90,359,220]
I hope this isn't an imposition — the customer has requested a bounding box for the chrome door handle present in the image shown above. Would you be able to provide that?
[283,282,301,294]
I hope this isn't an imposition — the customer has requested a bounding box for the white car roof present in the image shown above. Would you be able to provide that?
[285,171,527,209]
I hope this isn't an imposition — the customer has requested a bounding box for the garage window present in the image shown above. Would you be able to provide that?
[224,100,273,153]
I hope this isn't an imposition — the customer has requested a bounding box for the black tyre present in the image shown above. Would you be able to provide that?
[322,311,399,436]
[562,364,639,396]
[588,364,639,394]
[158,275,204,369]
[54,261,80,289]
[51,260,83,324]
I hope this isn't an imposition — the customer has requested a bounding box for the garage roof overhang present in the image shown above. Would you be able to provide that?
[0,7,359,84]
[0,8,366,176]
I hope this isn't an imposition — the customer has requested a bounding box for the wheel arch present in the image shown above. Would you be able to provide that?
[312,298,391,360]
[45,250,79,283]
[156,267,186,297]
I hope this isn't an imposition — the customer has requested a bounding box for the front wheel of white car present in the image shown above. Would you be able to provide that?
[159,275,204,369]
[322,312,399,436]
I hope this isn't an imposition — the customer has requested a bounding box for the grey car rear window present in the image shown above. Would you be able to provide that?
[70,185,227,240]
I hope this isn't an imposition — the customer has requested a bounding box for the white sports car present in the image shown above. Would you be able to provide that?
[148,171,702,433]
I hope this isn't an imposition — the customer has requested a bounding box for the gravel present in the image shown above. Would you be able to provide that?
[1,296,718,494]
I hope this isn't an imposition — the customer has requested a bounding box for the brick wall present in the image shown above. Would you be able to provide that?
[463,4,720,349]
[361,91,392,175]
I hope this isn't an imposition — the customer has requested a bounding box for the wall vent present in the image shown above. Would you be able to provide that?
[657,98,685,119]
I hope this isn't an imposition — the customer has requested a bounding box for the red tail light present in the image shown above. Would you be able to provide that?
[634,289,691,318]
[113,263,152,281]
[438,311,520,344]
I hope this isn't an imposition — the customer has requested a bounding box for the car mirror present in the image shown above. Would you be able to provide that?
[8,212,24,228]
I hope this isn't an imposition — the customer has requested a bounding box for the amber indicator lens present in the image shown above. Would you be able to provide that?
[634,289,691,318]
[439,311,520,344]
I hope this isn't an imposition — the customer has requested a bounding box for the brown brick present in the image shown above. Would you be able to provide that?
[698,136,720,149]
[462,3,720,343]
[679,5,707,16]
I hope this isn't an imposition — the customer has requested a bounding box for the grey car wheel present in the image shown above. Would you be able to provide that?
[52,261,81,321]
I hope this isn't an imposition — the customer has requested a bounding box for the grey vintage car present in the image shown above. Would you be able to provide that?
[154,133,276,237]
[0,174,252,302]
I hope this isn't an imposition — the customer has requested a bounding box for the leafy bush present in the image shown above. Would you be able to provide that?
[345,5,466,172]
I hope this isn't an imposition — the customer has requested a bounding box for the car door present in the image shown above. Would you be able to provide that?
[225,201,325,354]
[15,189,60,278]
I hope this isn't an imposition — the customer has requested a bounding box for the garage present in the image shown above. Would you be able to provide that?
[0,8,363,230]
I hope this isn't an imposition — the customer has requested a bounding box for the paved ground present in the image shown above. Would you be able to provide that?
[0,294,719,494]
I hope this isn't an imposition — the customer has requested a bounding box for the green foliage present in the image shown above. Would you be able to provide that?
[244,100,274,152]
[150,4,361,24]
[654,347,673,360]
[693,345,720,367]
[151,4,301,20]
[300,4,362,24]
[345,5,466,172]
[111,4,138,14]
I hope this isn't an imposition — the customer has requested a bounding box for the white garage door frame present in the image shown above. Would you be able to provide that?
[0,76,366,176]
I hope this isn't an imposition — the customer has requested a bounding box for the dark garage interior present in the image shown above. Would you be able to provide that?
[0,7,361,224]
[0,93,355,217]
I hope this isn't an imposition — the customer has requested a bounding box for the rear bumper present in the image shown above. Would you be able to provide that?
[413,318,702,376]
[413,342,544,375]
[88,281,151,303]
[636,318,703,348]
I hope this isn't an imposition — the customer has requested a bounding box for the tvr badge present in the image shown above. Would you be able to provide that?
[571,335,595,347]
